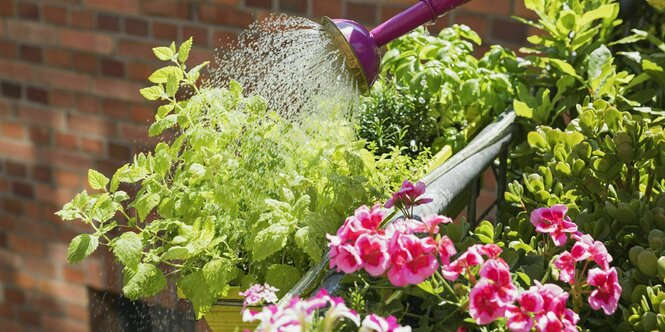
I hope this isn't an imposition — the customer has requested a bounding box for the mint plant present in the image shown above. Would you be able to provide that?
[57,39,429,318]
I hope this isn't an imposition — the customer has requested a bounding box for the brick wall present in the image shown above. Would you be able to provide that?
[0,0,530,331]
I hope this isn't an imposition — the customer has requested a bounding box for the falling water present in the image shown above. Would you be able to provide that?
[207,14,361,123]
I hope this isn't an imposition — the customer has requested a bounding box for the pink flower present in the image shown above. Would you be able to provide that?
[479,259,517,304]
[554,251,576,284]
[330,244,362,273]
[505,305,533,332]
[412,215,452,234]
[239,283,279,309]
[385,180,432,209]
[536,282,569,316]
[441,244,487,281]
[438,235,456,266]
[530,205,578,246]
[359,314,411,332]
[469,279,506,324]
[387,234,439,286]
[356,234,390,276]
[320,295,360,328]
[355,204,387,231]
[571,233,612,270]
[587,267,621,315]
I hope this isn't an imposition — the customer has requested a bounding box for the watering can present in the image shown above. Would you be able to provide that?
[322,0,471,93]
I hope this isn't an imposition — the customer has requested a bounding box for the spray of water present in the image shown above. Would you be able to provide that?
[207,14,361,123]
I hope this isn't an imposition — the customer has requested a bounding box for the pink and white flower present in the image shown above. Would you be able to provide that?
[469,279,506,324]
[571,233,612,270]
[384,180,432,209]
[530,205,578,246]
[587,267,621,315]
[554,251,576,284]
[387,234,439,286]
[359,314,411,332]
[239,283,279,309]
[438,235,456,266]
[356,234,390,276]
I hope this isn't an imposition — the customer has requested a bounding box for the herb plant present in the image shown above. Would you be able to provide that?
[57,39,429,318]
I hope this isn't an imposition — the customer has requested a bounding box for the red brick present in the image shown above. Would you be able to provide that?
[0,40,18,58]
[117,39,157,61]
[463,0,511,16]
[8,234,44,256]
[131,105,153,123]
[1,122,24,139]
[44,48,71,68]
[143,0,191,19]
[0,59,35,82]
[32,165,52,183]
[72,52,97,74]
[86,257,106,289]
[491,18,527,44]
[64,303,89,322]
[119,123,149,141]
[17,308,42,327]
[108,142,131,159]
[380,5,409,21]
[7,21,58,45]
[6,161,27,177]
[20,44,43,63]
[153,21,178,40]
[279,0,307,14]
[1,81,21,99]
[23,256,56,278]
[54,170,81,188]
[43,5,67,25]
[34,184,78,206]
[124,17,148,36]
[50,90,76,108]
[81,138,104,154]
[40,150,92,171]
[26,86,48,104]
[29,126,51,145]
[3,197,24,215]
[92,78,143,102]
[63,265,85,284]
[18,104,65,129]
[76,95,100,114]
[102,98,129,119]
[0,1,13,17]
[70,9,94,29]
[60,29,114,54]
[100,58,124,78]
[36,280,87,305]
[17,2,39,20]
[182,26,209,47]
[199,4,254,28]
[246,0,272,9]
[55,132,77,150]
[212,30,238,46]
[346,3,377,25]
[451,12,488,37]
[82,0,139,15]
[97,13,120,32]
[12,181,33,198]
[68,114,117,137]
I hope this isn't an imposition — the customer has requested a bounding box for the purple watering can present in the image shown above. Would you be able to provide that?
[321,0,471,93]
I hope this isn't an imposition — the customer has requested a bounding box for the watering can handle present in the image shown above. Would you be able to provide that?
[370,0,472,47]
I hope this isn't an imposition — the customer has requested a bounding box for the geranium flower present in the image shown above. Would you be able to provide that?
[479,259,517,304]
[387,234,439,286]
[438,235,456,265]
[571,233,612,270]
[360,314,411,332]
[441,244,486,281]
[587,267,621,315]
[330,244,362,273]
[320,295,360,329]
[355,204,387,231]
[554,251,576,284]
[385,180,432,209]
[469,279,506,324]
[412,214,452,234]
[356,234,390,276]
[239,283,279,309]
[505,305,533,332]
[530,205,578,246]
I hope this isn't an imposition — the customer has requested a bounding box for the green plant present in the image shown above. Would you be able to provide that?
[357,25,518,157]
[57,39,429,318]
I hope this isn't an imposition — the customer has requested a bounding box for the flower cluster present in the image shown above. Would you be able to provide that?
[529,205,577,246]
[327,185,453,287]
[239,283,279,309]
[242,288,410,332]
[505,283,579,332]
[384,180,433,211]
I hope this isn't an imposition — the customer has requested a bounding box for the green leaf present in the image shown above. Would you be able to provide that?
[252,223,290,261]
[152,46,174,61]
[148,66,183,84]
[88,169,109,191]
[549,59,581,79]
[123,263,166,300]
[165,73,179,98]
[178,271,216,319]
[294,227,322,263]
[109,164,128,192]
[202,258,235,289]
[149,114,179,136]
[161,246,191,261]
[265,264,301,297]
[187,61,209,82]
[140,85,165,101]
[513,100,533,118]
[178,37,193,63]
[579,4,617,27]
[113,232,142,269]
[132,193,160,222]
[586,45,612,81]
[67,234,99,264]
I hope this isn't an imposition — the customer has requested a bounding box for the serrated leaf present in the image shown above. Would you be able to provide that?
[265,264,301,297]
[549,59,581,79]
[252,223,290,261]
[178,37,193,63]
[178,271,216,319]
[88,169,109,191]
[294,227,322,263]
[153,46,174,61]
[113,232,142,269]
[202,258,234,289]
[67,234,99,264]
[148,66,183,84]
[187,61,209,83]
[513,100,533,118]
[149,114,179,136]
[165,73,179,98]
[140,85,165,101]
[161,246,191,261]
[132,193,160,222]
[122,263,166,300]
[113,191,130,203]
[109,164,128,192]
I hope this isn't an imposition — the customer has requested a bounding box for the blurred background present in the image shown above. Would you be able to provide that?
[0,0,529,331]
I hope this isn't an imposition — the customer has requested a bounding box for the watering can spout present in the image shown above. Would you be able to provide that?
[321,0,471,94]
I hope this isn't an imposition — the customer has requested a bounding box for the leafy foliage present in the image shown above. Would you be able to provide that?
[57,38,429,318]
